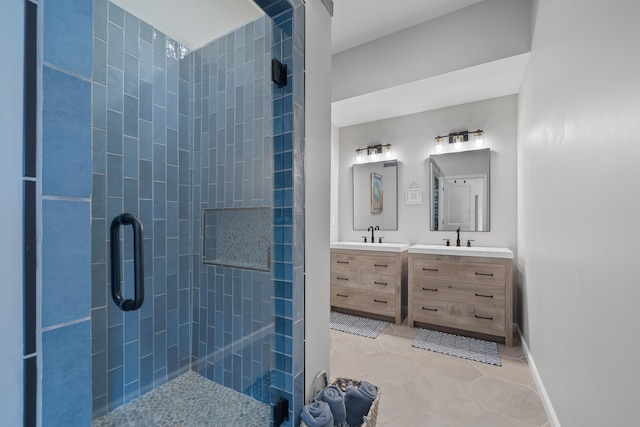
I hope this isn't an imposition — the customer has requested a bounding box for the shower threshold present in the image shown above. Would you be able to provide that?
[92,371,270,427]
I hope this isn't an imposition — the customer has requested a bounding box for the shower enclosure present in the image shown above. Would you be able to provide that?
[28,0,306,426]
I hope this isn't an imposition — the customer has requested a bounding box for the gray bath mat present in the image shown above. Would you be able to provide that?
[330,312,389,339]
[412,328,501,366]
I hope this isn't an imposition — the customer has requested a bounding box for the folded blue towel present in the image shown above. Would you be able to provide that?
[315,385,347,426]
[344,382,378,427]
[301,401,334,427]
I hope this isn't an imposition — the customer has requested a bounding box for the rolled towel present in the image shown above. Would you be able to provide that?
[344,382,378,427]
[358,381,378,401]
[315,385,347,426]
[300,401,334,427]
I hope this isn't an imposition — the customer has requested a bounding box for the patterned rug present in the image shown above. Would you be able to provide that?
[330,312,389,339]
[411,328,501,366]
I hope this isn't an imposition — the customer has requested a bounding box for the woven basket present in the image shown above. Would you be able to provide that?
[300,377,380,427]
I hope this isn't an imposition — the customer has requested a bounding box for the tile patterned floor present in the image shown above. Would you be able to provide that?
[91,371,269,427]
[330,323,550,427]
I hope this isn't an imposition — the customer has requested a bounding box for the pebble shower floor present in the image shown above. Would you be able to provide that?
[91,371,270,426]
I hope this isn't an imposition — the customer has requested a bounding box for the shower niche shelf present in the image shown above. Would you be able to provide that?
[203,208,271,272]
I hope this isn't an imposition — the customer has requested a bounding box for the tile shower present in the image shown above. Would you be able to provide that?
[32,0,305,426]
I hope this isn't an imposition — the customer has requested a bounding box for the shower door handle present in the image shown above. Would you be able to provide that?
[110,213,145,311]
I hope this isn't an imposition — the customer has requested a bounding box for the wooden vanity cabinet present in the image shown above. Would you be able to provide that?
[408,253,513,346]
[330,248,407,324]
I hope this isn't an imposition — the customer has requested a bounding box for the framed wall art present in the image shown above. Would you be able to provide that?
[371,172,383,214]
[406,188,422,205]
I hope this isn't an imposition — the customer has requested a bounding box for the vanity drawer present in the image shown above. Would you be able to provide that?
[331,285,396,318]
[408,251,513,345]
[413,258,505,286]
[411,280,505,308]
[330,248,407,324]
[331,252,398,275]
[331,272,396,295]
[411,297,505,336]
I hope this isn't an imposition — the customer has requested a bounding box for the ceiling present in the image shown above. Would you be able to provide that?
[331,0,483,54]
[330,0,529,127]
[111,0,263,49]
[332,54,529,128]
[113,0,527,128]
[115,0,482,53]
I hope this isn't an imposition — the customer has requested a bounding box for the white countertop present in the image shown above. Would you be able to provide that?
[330,241,410,253]
[408,244,513,259]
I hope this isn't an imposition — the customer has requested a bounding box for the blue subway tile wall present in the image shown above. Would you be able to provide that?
[91,0,192,417]
[269,4,306,424]
[40,0,94,424]
[190,16,277,406]
[43,0,93,79]
[42,199,91,328]
[42,66,92,198]
[42,320,92,427]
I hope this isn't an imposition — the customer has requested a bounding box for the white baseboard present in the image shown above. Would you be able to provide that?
[515,324,561,427]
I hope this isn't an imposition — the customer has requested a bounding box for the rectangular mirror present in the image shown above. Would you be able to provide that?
[353,160,398,230]
[429,148,490,231]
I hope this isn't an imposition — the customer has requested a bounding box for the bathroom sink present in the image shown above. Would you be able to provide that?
[330,241,410,252]
[408,244,513,259]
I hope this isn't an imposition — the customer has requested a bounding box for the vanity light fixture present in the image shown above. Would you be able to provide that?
[454,134,464,149]
[384,144,393,159]
[434,130,484,151]
[355,143,392,163]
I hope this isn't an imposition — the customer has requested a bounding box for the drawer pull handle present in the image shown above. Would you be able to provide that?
[336,293,349,298]
[374,281,388,286]
[422,268,438,272]
[337,261,349,264]
[336,277,349,281]
[475,272,494,277]
[422,287,438,292]
[475,293,494,298]
[374,264,388,268]
[374,299,388,304]
[475,314,494,320]
[422,307,438,312]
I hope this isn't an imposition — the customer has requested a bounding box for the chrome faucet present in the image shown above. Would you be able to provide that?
[456,227,461,247]
[368,225,380,243]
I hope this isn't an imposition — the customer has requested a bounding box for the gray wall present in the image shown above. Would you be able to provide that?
[518,0,640,425]
[332,0,532,102]
[0,1,24,425]
[337,95,517,251]
[304,0,332,401]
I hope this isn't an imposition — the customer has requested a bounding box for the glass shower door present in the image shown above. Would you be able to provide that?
[35,0,305,425]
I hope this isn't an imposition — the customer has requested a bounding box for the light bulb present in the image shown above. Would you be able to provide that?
[370,152,377,161]
[356,153,363,163]
[384,146,392,159]
[435,143,443,152]
[475,133,484,146]
[455,141,463,149]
